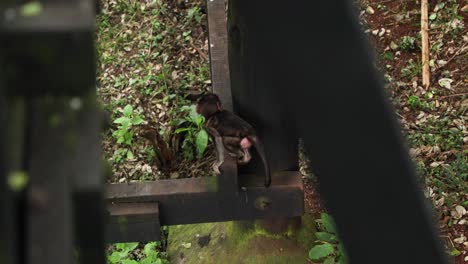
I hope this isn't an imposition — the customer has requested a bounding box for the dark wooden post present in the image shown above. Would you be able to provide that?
[227,1,299,176]
[0,0,104,263]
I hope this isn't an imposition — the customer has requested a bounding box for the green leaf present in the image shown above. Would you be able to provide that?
[195,129,209,158]
[131,116,144,125]
[324,257,335,264]
[449,249,461,256]
[308,243,335,261]
[321,213,337,234]
[188,105,199,123]
[116,242,139,252]
[315,232,337,243]
[123,105,133,116]
[196,115,204,126]
[429,13,437,20]
[127,150,134,160]
[175,127,190,134]
[20,1,43,17]
[108,252,123,263]
[143,242,158,255]
[121,260,139,264]
[114,117,131,127]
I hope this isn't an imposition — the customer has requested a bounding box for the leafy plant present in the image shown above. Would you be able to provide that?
[140,242,169,264]
[112,104,145,162]
[187,7,203,24]
[108,242,139,264]
[398,36,417,51]
[174,105,208,161]
[380,51,394,61]
[407,95,434,110]
[401,59,422,79]
[107,242,168,264]
[309,213,348,264]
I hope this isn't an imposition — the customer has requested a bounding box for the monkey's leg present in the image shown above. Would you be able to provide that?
[207,128,225,175]
[223,136,241,157]
[237,148,251,165]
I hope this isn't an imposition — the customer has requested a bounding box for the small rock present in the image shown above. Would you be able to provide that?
[455,205,466,216]
[119,177,126,183]
[463,136,468,143]
[394,13,404,22]
[437,60,447,66]
[451,205,466,219]
[366,6,375,14]
[453,234,466,244]
[430,162,440,168]
[378,28,385,37]
[435,197,444,207]
[458,219,466,225]
[390,41,398,50]
[372,29,379,35]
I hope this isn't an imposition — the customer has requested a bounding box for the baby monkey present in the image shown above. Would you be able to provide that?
[196,93,271,187]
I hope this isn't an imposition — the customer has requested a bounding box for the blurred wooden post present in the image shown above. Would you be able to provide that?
[421,0,430,88]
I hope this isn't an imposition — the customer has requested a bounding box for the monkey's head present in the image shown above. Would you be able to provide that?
[196,93,222,118]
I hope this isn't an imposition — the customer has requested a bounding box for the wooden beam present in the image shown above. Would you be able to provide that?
[107,203,161,243]
[207,0,233,111]
[106,171,304,226]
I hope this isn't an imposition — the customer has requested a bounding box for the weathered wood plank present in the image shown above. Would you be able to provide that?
[207,0,232,111]
[107,203,161,243]
[106,171,303,226]
[27,98,74,264]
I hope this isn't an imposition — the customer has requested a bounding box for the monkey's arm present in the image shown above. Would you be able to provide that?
[206,126,225,175]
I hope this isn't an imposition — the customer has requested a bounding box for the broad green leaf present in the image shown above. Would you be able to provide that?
[195,129,209,158]
[188,105,198,123]
[121,260,139,264]
[116,242,138,252]
[175,127,190,134]
[127,150,134,160]
[108,252,123,263]
[123,105,133,116]
[196,115,204,126]
[315,232,337,243]
[180,105,192,111]
[321,213,337,234]
[308,243,335,261]
[114,117,131,127]
[131,116,144,125]
[324,257,335,264]
[143,242,158,255]
[449,249,461,256]
[429,13,437,20]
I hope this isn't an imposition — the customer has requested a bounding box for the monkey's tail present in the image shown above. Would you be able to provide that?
[249,136,271,187]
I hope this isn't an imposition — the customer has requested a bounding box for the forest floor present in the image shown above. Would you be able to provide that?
[96,0,467,263]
